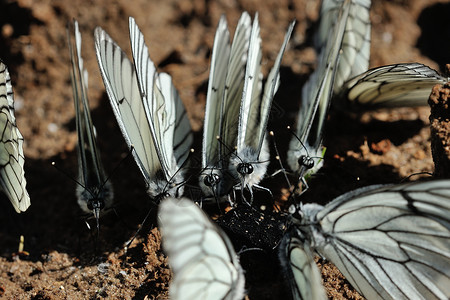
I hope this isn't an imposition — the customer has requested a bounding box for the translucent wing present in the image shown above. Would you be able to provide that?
[203,15,231,169]
[129,17,176,180]
[0,61,30,213]
[288,0,351,179]
[68,20,113,218]
[337,63,449,110]
[158,197,245,300]
[280,231,327,300]
[94,27,161,185]
[315,0,371,91]
[308,180,450,300]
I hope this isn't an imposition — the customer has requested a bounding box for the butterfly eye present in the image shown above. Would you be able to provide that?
[298,155,314,170]
[203,174,221,187]
[237,163,254,175]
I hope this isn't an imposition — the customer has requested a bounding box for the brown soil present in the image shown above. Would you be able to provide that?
[0,0,449,299]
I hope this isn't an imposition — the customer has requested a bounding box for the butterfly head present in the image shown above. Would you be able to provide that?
[298,155,314,170]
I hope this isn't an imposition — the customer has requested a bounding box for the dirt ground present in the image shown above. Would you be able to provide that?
[0,0,449,299]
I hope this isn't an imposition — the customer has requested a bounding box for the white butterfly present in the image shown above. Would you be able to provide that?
[336,63,449,110]
[67,20,113,223]
[199,12,252,200]
[0,60,30,213]
[158,197,245,300]
[228,15,295,201]
[287,0,354,190]
[281,179,450,300]
[94,17,193,201]
[315,0,371,93]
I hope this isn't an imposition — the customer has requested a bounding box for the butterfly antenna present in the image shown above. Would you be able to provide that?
[287,125,310,158]
[125,206,155,250]
[51,161,96,200]
[269,131,292,187]
[99,147,134,192]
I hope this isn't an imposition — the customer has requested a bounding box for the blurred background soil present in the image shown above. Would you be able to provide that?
[0,0,449,299]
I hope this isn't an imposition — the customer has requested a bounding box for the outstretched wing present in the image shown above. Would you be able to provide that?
[94,27,161,184]
[0,60,30,213]
[337,63,448,110]
[158,197,245,300]
[317,180,450,300]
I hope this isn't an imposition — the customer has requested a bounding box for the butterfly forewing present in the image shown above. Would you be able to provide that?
[237,13,263,152]
[220,13,252,162]
[0,61,30,213]
[203,16,231,169]
[94,27,160,183]
[159,197,245,300]
[315,0,371,91]
[158,72,193,167]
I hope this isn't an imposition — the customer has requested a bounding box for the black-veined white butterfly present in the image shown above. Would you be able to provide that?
[95,17,193,202]
[336,63,449,111]
[227,14,295,201]
[315,0,371,93]
[0,60,30,213]
[158,197,245,300]
[287,0,354,190]
[199,12,252,200]
[67,20,113,224]
[280,179,450,300]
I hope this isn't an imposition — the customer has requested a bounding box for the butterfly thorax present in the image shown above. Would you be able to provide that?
[290,203,326,248]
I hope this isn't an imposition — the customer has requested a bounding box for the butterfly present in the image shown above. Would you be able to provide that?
[67,20,113,225]
[280,179,450,300]
[0,60,30,213]
[227,14,295,202]
[335,63,449,111]
[95,17,193,202]
[199,12,252,200]
[158,197,245,300]
[287,0,356,191]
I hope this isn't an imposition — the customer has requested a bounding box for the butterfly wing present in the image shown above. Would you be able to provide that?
[203,15,231,169]
[0,61,30,213]
[280,231,327,300]
[236,13,263,152]
[68,20,112,215]
[157,72,193,167]
[253,21,295,155]
[129,17,178,181]
[337,63,448,110]
[315,0,371,92]
[94,27,161,185]
[314,180,450,299]
[220,12,252,162]
[158,197,245,300]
